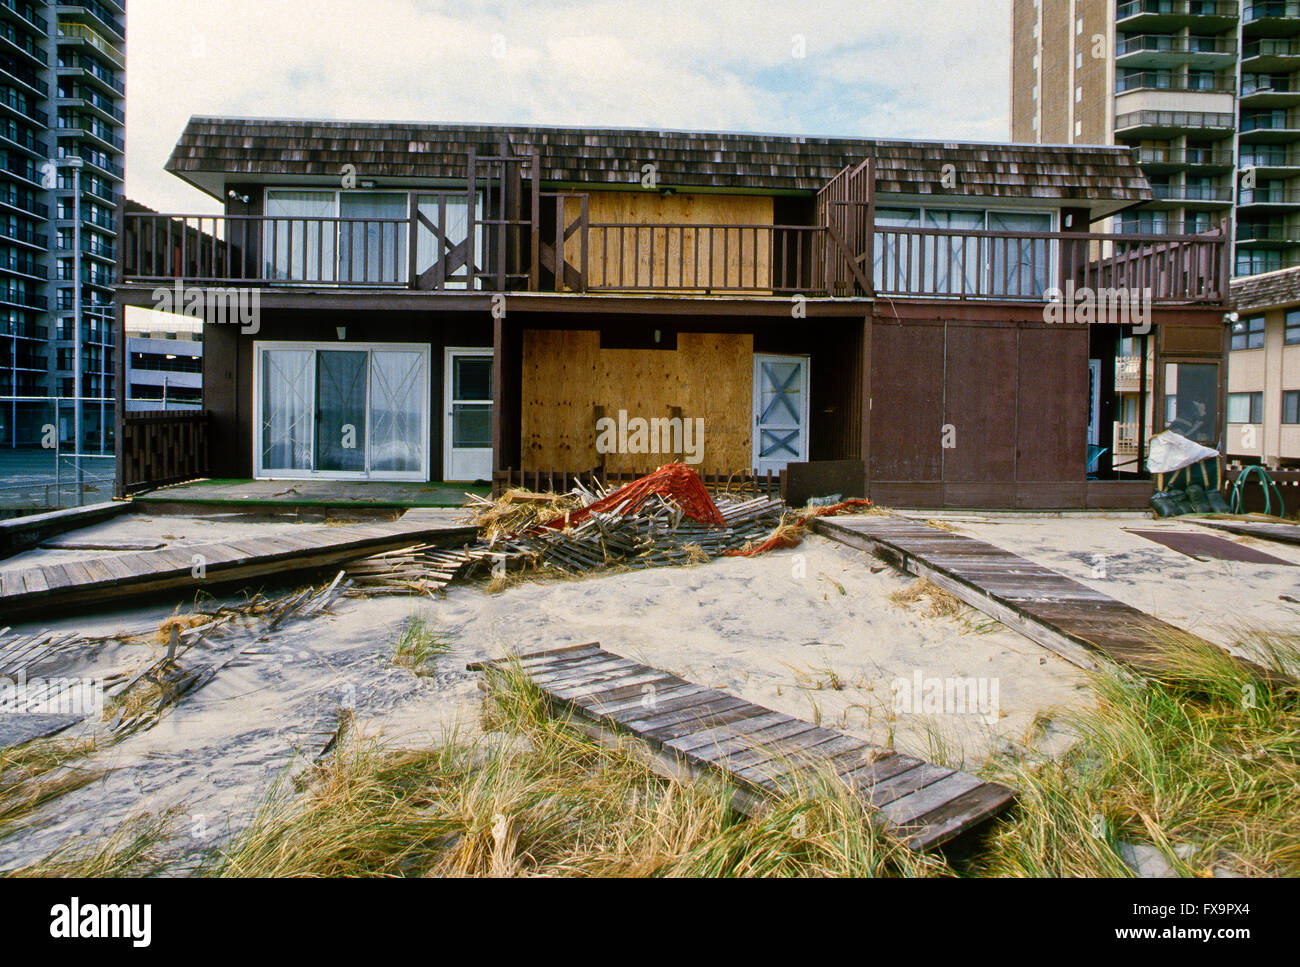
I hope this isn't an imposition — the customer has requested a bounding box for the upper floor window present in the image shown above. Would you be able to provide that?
[1227,392,1263,424]
[1232,314,1266,350]
[1283,390,1300,425]
[263,188,482,287]
[1286,309,1300,345]
[874,207,1054,297]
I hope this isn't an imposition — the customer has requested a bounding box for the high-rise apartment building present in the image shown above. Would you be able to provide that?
[1012,1,1300,278]
[0,1,125,448]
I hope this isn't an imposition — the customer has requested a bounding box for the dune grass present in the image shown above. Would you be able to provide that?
[7,630,1298,878]
[974,631,1300,877]
[389,614,452,675]
[0,738,106,845]
[197,666,935,877]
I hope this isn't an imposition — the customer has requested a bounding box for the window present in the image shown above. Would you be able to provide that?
[1238,249,1284,275]
[1287,310,1300,345]
[264,189,413,284]
[1232,314,1266,350]
[1164,362,1219,444]
[872,207,1053,297]
[1283,390,1300,425]
[1228,392,1264,424]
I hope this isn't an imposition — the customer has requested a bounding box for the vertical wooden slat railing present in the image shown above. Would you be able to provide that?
[492,467,782,499]
[117,410,209,497]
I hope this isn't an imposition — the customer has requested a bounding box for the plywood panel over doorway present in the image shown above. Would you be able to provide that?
[520,329,753,472]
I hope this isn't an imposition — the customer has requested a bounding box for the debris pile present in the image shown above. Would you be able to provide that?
[342,545,501,597]
[463,489,584,540]
[490,491,786,573]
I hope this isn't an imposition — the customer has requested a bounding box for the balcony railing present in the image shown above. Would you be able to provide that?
[121,210,1229,306]
[1244,1,1300,22]
[1152,184,1234,202]
[1243,38,1300,60]
[1115,109,1236,132]
[1118,1,1239,20]
[1240,188,1300,204]
[1116,72,1235,94]
[1136,146,1234,166]
[1117,34,1236,57]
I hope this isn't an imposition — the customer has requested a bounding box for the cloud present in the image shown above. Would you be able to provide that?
[126,0,1011,211]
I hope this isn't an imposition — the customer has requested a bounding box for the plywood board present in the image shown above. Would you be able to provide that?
[573,191,774,292]
[520,329,753,472]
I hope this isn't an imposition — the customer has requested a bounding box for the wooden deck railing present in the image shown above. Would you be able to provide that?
[493,466,782,498]
[121,212,1227,305]
[117,410,209,497]
[873,226,1226,303]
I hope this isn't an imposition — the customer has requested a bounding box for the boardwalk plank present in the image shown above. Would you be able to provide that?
[814,517,1289,684]
[467,643,1015,851]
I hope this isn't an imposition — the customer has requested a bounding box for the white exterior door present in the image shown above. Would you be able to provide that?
[444,348,493,482]
[752,353,810,474]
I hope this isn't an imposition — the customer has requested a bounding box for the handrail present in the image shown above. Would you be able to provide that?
[120,210,1228,304]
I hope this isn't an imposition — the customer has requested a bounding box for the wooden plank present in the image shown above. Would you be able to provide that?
[470,644,1015,851]
[1193,518,1300,548]
[0,520,478,619]
[813,516,1290,685]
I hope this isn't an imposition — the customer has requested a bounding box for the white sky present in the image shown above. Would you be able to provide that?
[125,0,1014,213]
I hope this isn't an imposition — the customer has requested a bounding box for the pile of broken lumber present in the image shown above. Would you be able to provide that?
[342,544,506,596]
[486,492,787,573]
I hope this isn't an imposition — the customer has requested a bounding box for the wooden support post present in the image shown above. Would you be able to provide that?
[465,148,477,291]
[529,148,541,291]
[492,312,504,478]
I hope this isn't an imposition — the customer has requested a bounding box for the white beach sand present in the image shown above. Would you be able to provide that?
[1,509,1294,869]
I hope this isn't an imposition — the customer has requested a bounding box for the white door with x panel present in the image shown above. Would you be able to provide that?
[752,353,810,474]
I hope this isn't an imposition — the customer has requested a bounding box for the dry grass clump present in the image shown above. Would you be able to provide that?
[153,611,208,645]
[890,577,965,619]
[464,488,585,541]
[0,738,106,843]
[924,519,960,532]
[9,811,180,878]
[197,667,936,878]
[974,630,1300,877]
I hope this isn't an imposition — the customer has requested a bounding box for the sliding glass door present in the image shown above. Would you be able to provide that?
[256,342,429,480]
[264,190,410,284]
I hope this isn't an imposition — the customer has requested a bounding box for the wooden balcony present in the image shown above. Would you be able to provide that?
[118,155,1229,306]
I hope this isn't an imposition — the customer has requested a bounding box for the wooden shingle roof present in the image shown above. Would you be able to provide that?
[166,117,1152,213]
[1231,266,1300,312]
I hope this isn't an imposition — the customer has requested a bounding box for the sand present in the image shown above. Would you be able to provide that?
[1,509,1295,870]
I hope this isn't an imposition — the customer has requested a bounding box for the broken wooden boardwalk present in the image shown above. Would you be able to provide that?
[0,516,478,620]
[469,643,1015,851]
[1191,518,1300,549]
[814,516,1288,684]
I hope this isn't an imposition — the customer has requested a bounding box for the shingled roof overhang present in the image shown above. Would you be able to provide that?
[165,117,1153,219]
[1231,265,1300,312]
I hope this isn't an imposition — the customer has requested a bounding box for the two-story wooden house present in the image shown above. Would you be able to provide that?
[113,118,1231,508]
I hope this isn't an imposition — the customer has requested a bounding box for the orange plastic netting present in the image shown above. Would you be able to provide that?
[539,463,727,530]
[723,498,875,557]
